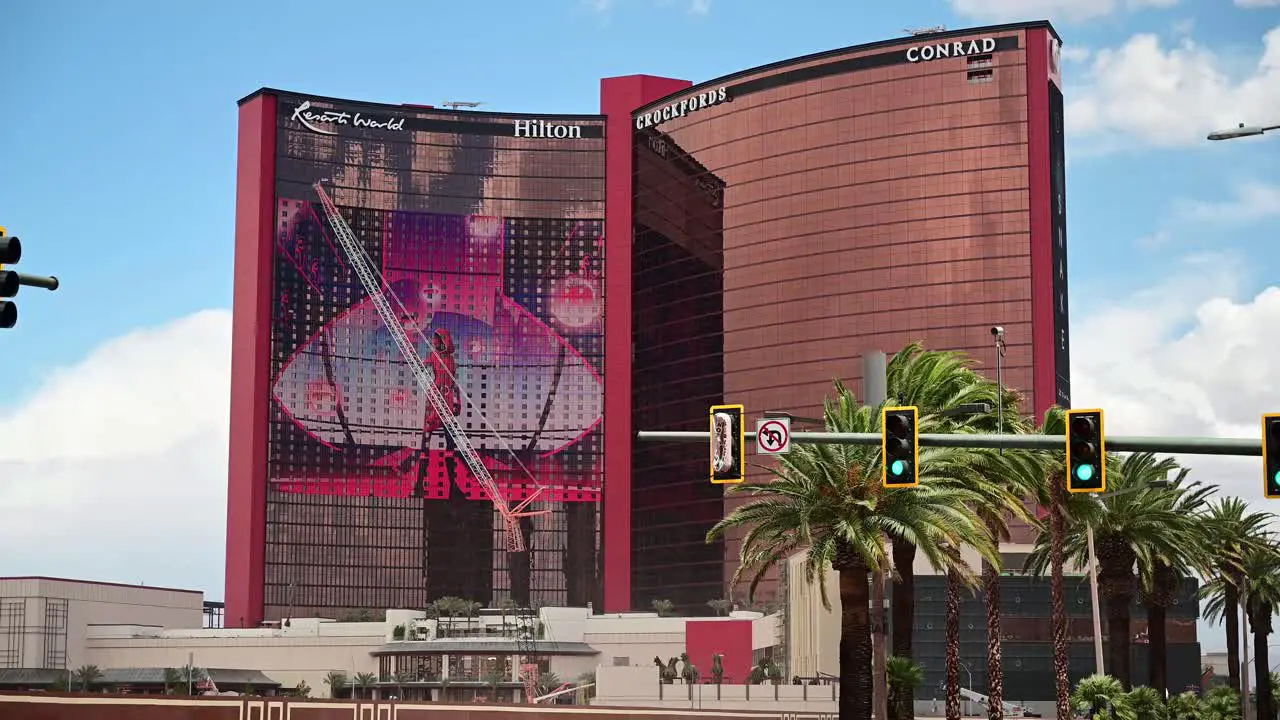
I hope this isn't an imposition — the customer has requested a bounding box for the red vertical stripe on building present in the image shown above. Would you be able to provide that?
[1025,29,1056,419]
[225,94,277,628]
[599,75,690,612]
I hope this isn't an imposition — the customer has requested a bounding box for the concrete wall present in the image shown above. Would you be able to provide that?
[593,665,838,714]
[0,693,813,719]
[86,618,385,695]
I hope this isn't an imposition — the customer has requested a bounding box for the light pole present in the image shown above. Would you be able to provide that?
[957,661,975,716]
[992,327,1006,453]
[1208,123,1279,141]
[1082,481,1169,677]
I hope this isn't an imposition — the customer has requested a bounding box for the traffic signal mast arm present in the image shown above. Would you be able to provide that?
[637,430,1263,456]
[311,181,541,552]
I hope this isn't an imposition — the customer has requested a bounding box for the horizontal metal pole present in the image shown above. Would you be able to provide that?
[635,431,1261,457]
[17,273,59,291]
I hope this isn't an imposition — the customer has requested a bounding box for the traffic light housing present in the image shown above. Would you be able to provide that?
[0,228,19,330]
[1263,414,1280,499]
[1066,409,1106,493]
[882,406,919,487]
[710,404,745,484]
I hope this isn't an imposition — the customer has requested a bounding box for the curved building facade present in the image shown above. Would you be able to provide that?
[230,21,1068,627]
[602,22,1069,610]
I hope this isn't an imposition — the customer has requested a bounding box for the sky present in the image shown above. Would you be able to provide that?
[1,0,1278,653]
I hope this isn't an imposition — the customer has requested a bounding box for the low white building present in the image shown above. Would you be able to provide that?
[0,576,803,709]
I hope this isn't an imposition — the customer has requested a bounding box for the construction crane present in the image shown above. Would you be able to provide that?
[905,25,947,35]
[442,101,484,110]
[310,180,544,553]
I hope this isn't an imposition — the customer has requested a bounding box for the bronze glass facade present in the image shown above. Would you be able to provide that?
[631,29,1056,605]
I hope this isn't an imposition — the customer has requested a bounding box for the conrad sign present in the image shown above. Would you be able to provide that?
[906,36,998,62]
[634,86,729,130]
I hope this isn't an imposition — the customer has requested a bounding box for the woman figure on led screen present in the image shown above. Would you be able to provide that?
[411,328,462,498]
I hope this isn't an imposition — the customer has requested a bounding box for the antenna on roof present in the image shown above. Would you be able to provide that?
[905,25,947,36]
[442,101,484,110]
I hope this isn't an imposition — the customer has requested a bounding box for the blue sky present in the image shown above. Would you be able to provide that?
[1,0,1278,650]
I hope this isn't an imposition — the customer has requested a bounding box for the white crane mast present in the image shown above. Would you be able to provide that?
[311,180,531,552]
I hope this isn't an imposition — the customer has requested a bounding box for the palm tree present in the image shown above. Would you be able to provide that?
[1200,498,1275,692]
[707,598,733,616]
[72,664,102,692]
[162,667,183,694]
[1034,406,1072,720]
[709,381,998,720]
[1135,468,1215,696]
[1071,674,1128,719]
[1240,540,1280,720]
[965,442,1043,720]
[887,656,924,720]
[324,670,349,699]
[353,672,376,699]
[884,343,1014,661]
[651,598,675,616]
[1028,452,1204,690]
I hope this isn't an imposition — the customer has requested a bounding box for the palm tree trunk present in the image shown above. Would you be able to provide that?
[946,569,961,720]
[1253,600,1274,720]
[892,537,918,720]
[839,558,875,720]
[1048,474,1071,720]
[1103,589,1133,688]
[1226,585,1242,691]
[892,538,917,658]
[1146,601,1167,696]
[984,559,1005,720]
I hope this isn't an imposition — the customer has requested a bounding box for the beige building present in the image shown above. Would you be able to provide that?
[0,576,203,672]
[1,576,808,709]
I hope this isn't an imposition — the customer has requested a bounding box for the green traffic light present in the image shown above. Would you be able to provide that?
[890,459,907,477]
[1273,469,1280,485]
[1075,464,1095,482]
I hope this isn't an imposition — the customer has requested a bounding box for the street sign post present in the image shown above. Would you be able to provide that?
[756,417,792,455]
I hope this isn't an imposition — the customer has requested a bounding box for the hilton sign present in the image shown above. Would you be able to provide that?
[513,119,583,139]
[906,37,998,63]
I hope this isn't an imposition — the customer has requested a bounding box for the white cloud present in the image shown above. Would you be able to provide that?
[688,0,711,15]
[585,0,709,14]
[948,0,1177,23]
[1237,0,1280,7]
[1178,182,1280,224]
[1072,252,1280,512]
[1066,26,1280,150]
[0,310,231,594]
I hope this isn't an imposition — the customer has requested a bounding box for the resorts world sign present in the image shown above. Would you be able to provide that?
[906,37,997,62]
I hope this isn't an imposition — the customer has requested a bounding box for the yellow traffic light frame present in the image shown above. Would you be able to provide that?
[1263,413,1280,499]
[709,404,746,485]
[1065,408,1107,494]
[881,405,920,488]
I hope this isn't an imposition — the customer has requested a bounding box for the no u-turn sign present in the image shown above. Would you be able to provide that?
[756,417,791,455]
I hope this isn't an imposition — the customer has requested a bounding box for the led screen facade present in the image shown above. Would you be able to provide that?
[231,91,606,622]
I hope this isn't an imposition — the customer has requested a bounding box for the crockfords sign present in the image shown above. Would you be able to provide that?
[634,86,729,130]
[906,37,997,62]
[291,100,406,135]
[513,119,583,139]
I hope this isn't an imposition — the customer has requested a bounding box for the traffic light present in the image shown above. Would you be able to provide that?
[1065,409,1106,493]
[882,406,919,487]
[710,404,745,484]
[0,228,20,330]
[1263,414,1280,499]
